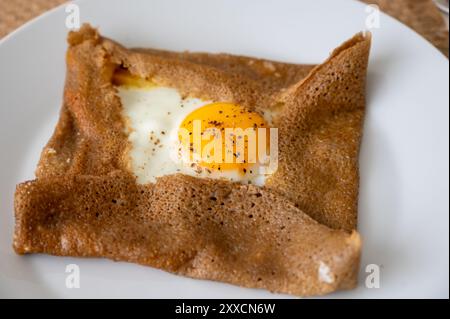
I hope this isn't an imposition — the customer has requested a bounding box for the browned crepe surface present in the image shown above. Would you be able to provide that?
[15,174,361,296]
[13,24,370,296]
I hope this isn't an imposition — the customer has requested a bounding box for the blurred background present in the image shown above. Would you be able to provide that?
[0,0,448,56]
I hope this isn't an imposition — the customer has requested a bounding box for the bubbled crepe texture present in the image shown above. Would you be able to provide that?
[13,24,371,296]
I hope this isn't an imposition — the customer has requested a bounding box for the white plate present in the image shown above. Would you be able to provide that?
[0,0,448,299]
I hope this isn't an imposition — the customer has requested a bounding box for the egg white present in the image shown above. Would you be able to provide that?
[117,85,270,185]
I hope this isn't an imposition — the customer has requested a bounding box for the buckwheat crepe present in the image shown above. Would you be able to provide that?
[13,24,370,296]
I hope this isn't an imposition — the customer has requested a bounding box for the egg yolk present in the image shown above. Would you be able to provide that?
[178,102,270,174]
[112,69,155,88]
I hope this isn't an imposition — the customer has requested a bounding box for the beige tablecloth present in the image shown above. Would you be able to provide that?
[0,0,448,57]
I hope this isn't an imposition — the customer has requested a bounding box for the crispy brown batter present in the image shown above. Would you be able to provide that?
[15,173,361,296]
[13,24,371,296]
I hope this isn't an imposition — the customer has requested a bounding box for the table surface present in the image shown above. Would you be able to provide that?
[0,0,448,57]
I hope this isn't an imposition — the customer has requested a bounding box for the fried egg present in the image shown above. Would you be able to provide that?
[114,70,277,186]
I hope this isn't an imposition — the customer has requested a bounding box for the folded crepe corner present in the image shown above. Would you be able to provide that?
[13,24,371,297]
